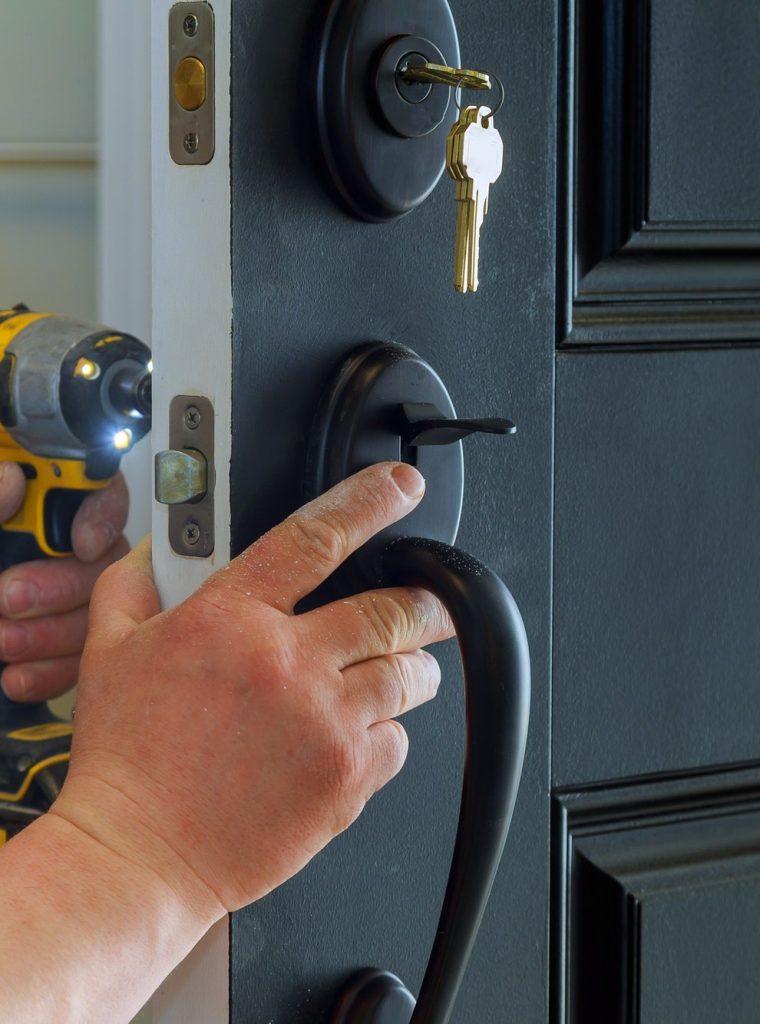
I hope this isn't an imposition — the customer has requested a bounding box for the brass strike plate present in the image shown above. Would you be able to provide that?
[169,3,215,165]
[167,395,215,558]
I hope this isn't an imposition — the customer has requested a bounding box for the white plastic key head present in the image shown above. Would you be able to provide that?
[458,108,504,292]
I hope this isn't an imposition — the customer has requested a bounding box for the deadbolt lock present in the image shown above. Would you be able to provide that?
[169,3,215,165]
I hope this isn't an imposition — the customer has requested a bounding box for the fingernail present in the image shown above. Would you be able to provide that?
[2,580,39,615]
[0,622,30,658]
[0,670,13,700]
[1,667,29,701]
[391,464,425,500]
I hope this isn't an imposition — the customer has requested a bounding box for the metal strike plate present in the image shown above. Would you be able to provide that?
[169,2,215,165]
[164,396,215,558]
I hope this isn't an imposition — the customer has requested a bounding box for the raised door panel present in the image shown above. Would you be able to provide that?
[552,348,760,786]
[560,0,760,344]
[554,769,760,1023]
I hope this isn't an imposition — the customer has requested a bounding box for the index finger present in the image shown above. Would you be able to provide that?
[203,463,425,613]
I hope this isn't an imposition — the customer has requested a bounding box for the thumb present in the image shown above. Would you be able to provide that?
[88,535,161,645]
[0,462,26,523]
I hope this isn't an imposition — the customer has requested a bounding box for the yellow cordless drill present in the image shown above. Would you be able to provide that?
[0,305,152,844]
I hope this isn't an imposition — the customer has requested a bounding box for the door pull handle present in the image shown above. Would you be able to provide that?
[309,342,530,1023]
[331,536,531,1024]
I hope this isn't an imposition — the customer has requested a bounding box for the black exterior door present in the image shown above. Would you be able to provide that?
[225,0,760,1021]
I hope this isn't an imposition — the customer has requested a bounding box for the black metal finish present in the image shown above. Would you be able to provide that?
[399,403,515,446]
[314,0,460,220]
[373,37,449,139]
[306,343,464,593]
[331,538,531,1024]
[333,971,416,1024]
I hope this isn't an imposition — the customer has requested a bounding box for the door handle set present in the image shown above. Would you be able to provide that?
[307,344,531,1023]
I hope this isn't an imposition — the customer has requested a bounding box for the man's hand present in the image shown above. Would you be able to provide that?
[54,462,454,925]
[0,463,130,702]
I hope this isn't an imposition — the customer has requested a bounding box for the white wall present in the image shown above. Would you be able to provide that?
[98,0,153,546]
[0,0,98,319]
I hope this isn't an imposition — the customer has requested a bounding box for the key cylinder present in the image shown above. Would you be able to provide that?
[314,0,461,221]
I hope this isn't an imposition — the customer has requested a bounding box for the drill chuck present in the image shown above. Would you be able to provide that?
[108,366,153,420]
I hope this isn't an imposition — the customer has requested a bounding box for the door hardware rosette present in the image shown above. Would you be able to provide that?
[314,0,502,223]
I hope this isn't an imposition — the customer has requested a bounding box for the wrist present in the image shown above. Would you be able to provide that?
[52,772,226,934]
[0,810,221,1023]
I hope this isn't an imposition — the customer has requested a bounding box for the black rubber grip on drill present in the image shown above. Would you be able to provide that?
[43,490,89,554]
[0,529,47,573]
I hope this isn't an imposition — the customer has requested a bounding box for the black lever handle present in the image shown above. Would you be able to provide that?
[332,537,531,1024]
[399,403,516,447]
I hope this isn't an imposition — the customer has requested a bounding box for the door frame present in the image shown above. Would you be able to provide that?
[149,1,233,1020]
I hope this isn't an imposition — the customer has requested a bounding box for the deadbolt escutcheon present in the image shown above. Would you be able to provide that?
[314,0,460,221]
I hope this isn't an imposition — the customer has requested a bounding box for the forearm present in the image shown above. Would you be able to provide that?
[0,813,216,1024]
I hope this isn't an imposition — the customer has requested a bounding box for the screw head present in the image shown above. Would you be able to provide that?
[183,13,199,36]
[183,522,201,546]
[184,132,199,154]
[184,405,201,430]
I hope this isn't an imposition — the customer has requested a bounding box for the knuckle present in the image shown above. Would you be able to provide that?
[328,732,368,826]
[365,594,417,651]
[256,632,300,685]
[383,720,409,774]
[388,654,414,713]
[288,513,346,568]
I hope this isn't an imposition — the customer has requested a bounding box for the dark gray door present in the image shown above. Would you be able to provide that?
[226,0,760,1021]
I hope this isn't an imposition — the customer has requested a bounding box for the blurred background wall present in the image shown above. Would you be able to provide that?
[0,0,152,547]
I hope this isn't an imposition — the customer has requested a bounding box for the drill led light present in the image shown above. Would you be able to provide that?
[147,359,154,374]
[75,358,100,380]
[113,429,133,451]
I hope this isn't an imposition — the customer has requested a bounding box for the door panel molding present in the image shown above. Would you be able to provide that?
[552,765,760,1023]
[559,0,760,346]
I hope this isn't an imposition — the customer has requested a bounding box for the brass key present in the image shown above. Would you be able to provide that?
[446,106,481,292]
[402,61,492,91]
[448,106,504,293]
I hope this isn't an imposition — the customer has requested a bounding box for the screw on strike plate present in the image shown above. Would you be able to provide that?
[183,14,199,36]
[183,522,201,546]
[184,405,201,429]
[184,132,199,154]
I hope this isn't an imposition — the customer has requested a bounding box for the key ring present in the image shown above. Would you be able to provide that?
[455,72,505,118]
